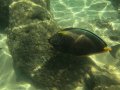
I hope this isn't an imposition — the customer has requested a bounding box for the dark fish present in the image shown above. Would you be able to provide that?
[49,28,111,56]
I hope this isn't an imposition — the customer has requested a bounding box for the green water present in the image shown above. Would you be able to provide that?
[0,0,120,90]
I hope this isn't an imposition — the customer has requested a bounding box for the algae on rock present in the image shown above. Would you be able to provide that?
[8,0,59,83]
[0,0,10,31]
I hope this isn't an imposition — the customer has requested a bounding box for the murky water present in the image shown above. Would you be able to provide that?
[0,0,120,90]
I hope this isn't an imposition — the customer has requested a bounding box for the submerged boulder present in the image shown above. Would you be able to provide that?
[0,0,10,31]
[7,0,59,83]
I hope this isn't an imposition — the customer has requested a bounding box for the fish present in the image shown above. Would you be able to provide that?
[49,27,111,56]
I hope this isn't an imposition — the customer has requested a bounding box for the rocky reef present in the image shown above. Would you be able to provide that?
[5,0,120,90]
[7,0,59,83]
[0,0,10,31]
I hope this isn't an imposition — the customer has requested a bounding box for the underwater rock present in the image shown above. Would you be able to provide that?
[84,74,120,90]
[109,0,120,19]
[108,30,120,42]
[109,0,120,10]
[9,0,51,28]
[110,44,120,59]
[8,0,59,84]
[94,19,113,30]
[31,54,101,90]
[94,19,120,43]
[0,0,10,31]
[30,0,50,10]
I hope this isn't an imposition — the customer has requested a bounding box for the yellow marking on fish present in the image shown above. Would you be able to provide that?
[104,47,112,51]
[58,31,71,36]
